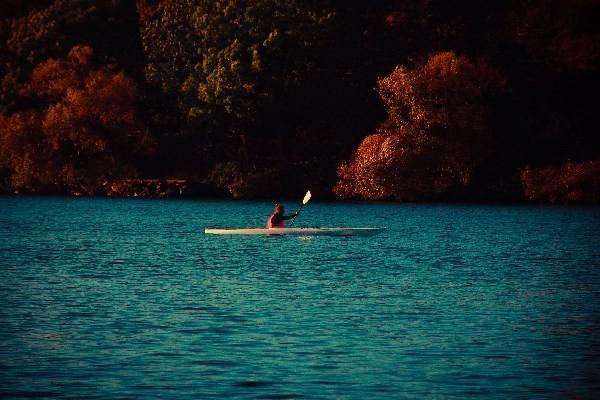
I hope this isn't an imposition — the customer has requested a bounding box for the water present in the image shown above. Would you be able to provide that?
[1,197,599,399]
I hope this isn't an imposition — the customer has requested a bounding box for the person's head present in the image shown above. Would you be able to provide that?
[274,203,283,213]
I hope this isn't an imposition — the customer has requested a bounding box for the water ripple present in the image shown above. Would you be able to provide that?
[1,198,599,399]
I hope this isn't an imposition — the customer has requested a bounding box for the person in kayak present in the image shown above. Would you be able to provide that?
[267,204,299,228]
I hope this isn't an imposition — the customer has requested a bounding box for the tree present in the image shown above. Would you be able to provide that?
[1,0,144,113]
[138,0,333,196]
[335,52,506,201]
[521,161,600,204]
[509,0,600,72]
[0,46,155,194]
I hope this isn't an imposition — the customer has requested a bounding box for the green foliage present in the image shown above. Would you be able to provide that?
[138,0,334,196]
[139,0,333,139]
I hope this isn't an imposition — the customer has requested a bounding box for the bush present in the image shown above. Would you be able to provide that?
[335,52,506,201]
[208,161,282,199]
[520,160,600,204]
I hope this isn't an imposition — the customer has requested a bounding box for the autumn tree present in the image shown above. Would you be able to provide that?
[0,46,155,194]
[0,0,67,114]
[335,52,506,201]
[521,161,600,204]
[1,0,143,114]
[509,0,600,72]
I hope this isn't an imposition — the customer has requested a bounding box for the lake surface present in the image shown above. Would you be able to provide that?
[1,197,599,399]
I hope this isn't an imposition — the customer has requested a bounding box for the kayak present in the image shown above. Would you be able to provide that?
[204,227,385,236]
[204,227,385,237]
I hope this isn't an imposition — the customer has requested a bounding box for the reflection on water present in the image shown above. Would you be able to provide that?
[1,197,599,399]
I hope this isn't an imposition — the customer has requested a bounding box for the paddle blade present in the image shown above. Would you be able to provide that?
[302,190,312,205]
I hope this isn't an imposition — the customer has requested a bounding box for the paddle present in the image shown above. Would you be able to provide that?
[289,190,311,226]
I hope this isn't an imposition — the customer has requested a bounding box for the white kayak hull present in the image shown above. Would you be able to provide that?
[204,227,385,237]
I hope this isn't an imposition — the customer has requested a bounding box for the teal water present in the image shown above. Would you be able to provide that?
[1,197,599,399]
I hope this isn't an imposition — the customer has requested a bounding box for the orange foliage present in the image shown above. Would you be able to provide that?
[0,45,155,194]
[24,45,94,99]
[520,161,600,204]
[335,52,506,201]
[335,128,472,201]
[0,111,65,191]
[385,13,404,27]
[136,0,163,21]
[511,0,600,72]
[67,45,93,67]
[377,52,506,138]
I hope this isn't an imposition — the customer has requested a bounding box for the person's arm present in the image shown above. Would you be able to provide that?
[271,212,298,224]
[280,212,299,221]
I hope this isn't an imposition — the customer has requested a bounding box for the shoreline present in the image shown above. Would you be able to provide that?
[1,192,598,206]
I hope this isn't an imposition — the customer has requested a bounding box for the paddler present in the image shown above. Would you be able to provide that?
[267,204,299,228]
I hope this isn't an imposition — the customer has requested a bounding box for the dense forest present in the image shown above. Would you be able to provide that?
[0,0,599,203]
